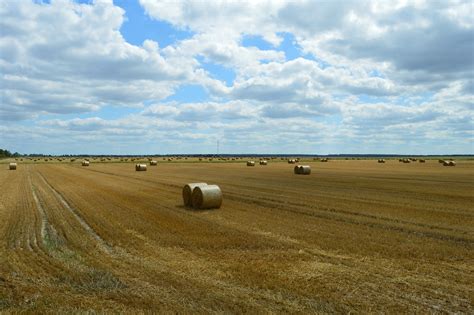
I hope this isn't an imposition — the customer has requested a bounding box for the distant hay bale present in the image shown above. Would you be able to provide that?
[82,161,90,166]
[438,159,444,163]
[294,165,311,175]
[443,161,456,166]
[191,185,222,209]
[288,159,296,164]
[378,159,385,163]
[320,158,328,162]
[259,160,268,165]
[135,164,147,171]
[247,161,255,166]
[182,183,208,207]
[150,160,158,166]
[403,159,410,163]
[9,163,17,170]
[419,159,426,163]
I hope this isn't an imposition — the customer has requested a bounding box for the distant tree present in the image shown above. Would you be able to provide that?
[0,149,12,158]
[0,149,22,158]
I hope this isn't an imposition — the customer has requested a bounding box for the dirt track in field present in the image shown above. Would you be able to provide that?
[0,160,473,312]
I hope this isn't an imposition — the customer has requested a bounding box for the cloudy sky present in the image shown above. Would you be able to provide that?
[1,0,473,155]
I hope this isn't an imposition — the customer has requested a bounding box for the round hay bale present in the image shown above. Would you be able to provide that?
[295,165,311,175]
[247,161,255,166]
[150,160,158,166]
[419,159,426,163]
[378,159,385,163]
[259,160,267,165]
[288,159,296,164]
[438,159,444,163]
[443,161,456,166]
[294,165,299,174]
[298,165,311,175]
[192,185,222,209]
[135,164,147,171]
[182,183,207,207]
[9,163,17,170]
[82,161,89,166]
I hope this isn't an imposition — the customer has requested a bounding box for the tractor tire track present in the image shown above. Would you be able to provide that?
[36,171,112,254]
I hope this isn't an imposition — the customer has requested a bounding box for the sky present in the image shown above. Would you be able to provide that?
[0,0,473,155]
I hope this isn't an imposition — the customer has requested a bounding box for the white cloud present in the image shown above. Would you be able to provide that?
[0,0,472,154]
[0,0,198,120]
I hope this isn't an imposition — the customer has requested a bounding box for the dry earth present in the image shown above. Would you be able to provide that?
[0,159,473,313]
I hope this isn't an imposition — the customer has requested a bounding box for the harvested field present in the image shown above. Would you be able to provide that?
[0,160,473,312]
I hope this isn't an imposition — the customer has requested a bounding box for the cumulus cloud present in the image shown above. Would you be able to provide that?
[0,0,472,154]
[142,0,473,87]
[0,0,198,120]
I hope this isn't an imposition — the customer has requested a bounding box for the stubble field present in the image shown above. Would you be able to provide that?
[0,159,473,313]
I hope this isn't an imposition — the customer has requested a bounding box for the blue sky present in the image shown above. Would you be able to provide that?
[0,0,472,155]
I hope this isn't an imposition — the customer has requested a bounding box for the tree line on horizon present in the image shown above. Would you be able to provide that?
[0,148,21,158]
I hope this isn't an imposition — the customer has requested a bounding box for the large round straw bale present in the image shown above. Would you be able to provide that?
[247,161,255,166]
[378,159,385,163]
[438,159,444,163]
[443,161,456,166]
[259,160,267,165]
[9,163,17,170]
[82,161,89,166]
[150,160,158,166]
[419,159,426,163]
[135,164,147,171]
[182,183,207,207]
[192,185,222,209]
[294,165,299,174]
[295,165,311,175]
